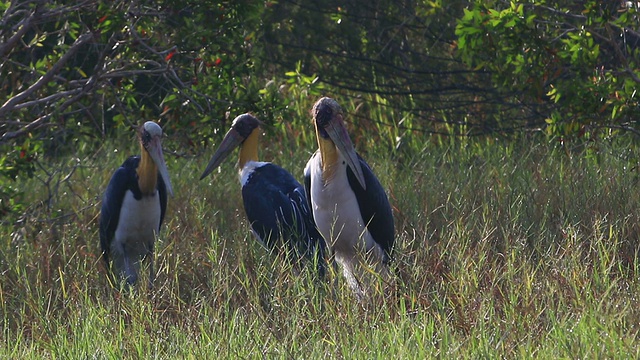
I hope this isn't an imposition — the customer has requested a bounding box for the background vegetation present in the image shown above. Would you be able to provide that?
[1,0,640,357]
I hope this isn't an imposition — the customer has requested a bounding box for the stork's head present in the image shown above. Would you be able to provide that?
[312,97,366,189]
[200,113,262,180]
[139,121,174,196]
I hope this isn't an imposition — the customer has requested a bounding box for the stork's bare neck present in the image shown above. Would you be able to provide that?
[238,128,260,170]
[137,142,158,195]
[316,129,340,185]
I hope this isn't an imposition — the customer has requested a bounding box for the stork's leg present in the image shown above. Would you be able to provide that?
[313,243,328,279]
[335,251,365,301]
[122,252,139,286]
[109,242,137,286]
[147,251,155,290]
[366,245,393,282]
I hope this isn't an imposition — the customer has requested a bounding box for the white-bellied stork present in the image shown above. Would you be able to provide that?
[304,97,394,298]
[99,121,174,287]
[200,113,327,276]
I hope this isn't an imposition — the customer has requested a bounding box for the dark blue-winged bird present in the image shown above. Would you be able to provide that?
[99,121,174,287]
[305,97,394,298]
[200,114,326,276]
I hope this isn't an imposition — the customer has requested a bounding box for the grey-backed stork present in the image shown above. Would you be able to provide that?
[200,114,326,276]
[305,97,394,297]
[99,121,174,287]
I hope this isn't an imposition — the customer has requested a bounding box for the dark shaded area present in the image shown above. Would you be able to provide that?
[260,0,545,135]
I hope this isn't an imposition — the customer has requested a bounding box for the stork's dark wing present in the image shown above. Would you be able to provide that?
[303,152,316,215]
[290,183,327,276]
[99,156,140,263]
[346,154,395,262]
[157,170,168,230]
[242,163,326,276]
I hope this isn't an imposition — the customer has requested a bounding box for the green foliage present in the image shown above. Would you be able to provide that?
[0,0,267,153]
[456,3,539,90]
[261,0,506,137]
[455,0,640,137]
[0,139,41,218]
[3,0,639,163]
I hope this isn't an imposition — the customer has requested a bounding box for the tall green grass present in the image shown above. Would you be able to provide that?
[2,121,640,357]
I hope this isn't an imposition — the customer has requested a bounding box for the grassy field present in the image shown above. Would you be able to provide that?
[2,121,640,358]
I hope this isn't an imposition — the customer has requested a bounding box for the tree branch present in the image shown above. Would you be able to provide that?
[0,11,36,58]
[13,87,85,111]
[0,32,94,119]
[0,73,100,144]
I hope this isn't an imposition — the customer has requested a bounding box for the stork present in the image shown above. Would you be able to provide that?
[99,121,174,287]
[304,97,394,298]
[200,113,326,276]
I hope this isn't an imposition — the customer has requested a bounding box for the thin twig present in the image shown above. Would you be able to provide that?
[0,11,36,58]
[0,32,94,118]
[0,74,99,143]
[13,87,85,111]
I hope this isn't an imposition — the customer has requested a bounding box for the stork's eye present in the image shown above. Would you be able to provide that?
[233,115,259,138]
[142,131,152,145]
[316,108,332,127]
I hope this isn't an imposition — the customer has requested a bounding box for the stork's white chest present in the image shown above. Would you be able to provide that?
[113,190,161,255]
[307,154,375,254]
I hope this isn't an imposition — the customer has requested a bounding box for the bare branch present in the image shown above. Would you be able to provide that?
[0,32,94,119]
[626,68,640,84]
[101,67,169,79]
[0,74,99,144]
[13,87,85,111]
[0,11,36,58]
[1,115,54,144]
[600,124,640,138]
[0,1,26,28]
[165,67,205,112]
[128,15,176,61]
[603,23,640,85]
